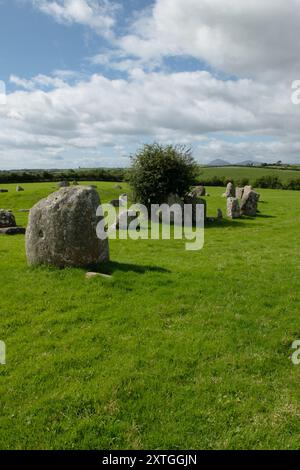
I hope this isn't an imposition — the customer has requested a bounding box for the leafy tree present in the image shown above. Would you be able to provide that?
[129,143,198,208]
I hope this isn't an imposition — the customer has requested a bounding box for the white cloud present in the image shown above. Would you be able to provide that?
[31,0,117,37]
[10,74,68,90]
[1,69,300,168]
[117,0,300,80]
[3,0,300,168]
[196,139,300,165]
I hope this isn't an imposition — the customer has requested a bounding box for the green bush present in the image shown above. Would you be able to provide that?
[197,175,226,187]
[129,143,197,208]
[285,179,300,190]
[236,177,250,187]
[254,175,283,189]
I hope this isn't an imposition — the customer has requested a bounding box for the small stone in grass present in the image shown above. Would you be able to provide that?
[86,272,112,279]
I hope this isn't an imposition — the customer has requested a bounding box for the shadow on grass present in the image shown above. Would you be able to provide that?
[205,212,275,228]
[205,218,250,229]
[255,213,276,219]
[96,260,171,275]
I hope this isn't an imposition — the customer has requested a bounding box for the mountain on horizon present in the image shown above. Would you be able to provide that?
[207,159,232,167]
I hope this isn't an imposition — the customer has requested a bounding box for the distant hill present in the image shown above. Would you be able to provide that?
[207,159,231,167]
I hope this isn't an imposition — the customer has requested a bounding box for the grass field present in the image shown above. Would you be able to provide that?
[199,165,300,184]
[1,182,300,449]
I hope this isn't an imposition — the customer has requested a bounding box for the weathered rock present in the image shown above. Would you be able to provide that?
[191,185,206,197]
[110,196,127,208]
[16,185,24,192]
[243,185,253,197]
[227,197,241,219]
[184,194,207,224]
[58,181,70,188]
[26,186,109,268]
[225,182,235,198]
[110,199,122,208]
[86,272,112,279]
[0,227,26,235]
[164,193,184,224]
[235,187,244,199]
[0,210,16,228]
[116,210,140,230]
[217,208,223,220]
[240,190,258,216]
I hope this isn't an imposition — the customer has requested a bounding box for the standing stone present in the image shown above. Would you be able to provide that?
[58,181,70,188]
[243,185,253,197]
[191,186,206,197]
[16,185,24,192]
[165,193,184,224]
[235,187,244,199]
[227,198,240,219]
[240,190,258,216]
[110,199,122,208]
[0,210,16,228]
[0,227,26,235]
[116,210,140,230]
[225,182,235,198]
[184,194,207,223]
[26,186,109,268]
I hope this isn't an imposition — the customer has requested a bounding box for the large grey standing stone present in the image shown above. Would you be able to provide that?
[0,209,16,228]
[227,198,240,219]
[240,190,258,216]
[235,187,244,199]
[26,186,109,268]
[225,182,235,198]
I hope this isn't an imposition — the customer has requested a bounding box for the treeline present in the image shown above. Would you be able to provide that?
[197,175,300,190]
[2,167,300,190]
[0,168,126,184]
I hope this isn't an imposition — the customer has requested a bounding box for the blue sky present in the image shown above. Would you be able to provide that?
[0,0,299,169]
[1,0,153,86]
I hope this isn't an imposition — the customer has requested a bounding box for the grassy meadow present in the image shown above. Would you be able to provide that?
[1,180,300,449]
[199,165,300,184]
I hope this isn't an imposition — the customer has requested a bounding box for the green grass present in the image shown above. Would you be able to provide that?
[1,182,300,450]
[199,165,300,184]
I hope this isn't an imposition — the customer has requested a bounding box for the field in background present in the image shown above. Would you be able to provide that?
[199,166,300,185]
[1,182,300,449]
[3,165,300,188]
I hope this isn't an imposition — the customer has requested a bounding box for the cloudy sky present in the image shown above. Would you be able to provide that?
[0,0,300,169]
